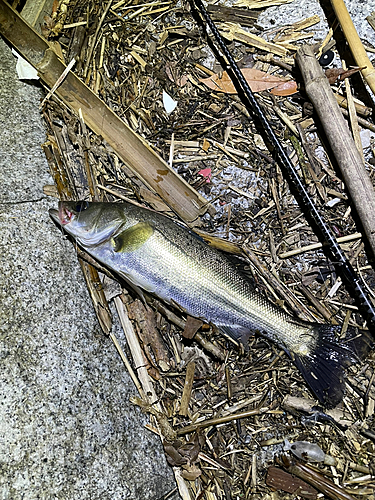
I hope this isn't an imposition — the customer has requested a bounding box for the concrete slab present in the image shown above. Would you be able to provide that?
[0,38,177,500]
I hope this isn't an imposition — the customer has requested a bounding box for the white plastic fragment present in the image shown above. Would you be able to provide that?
[12,48,39,80]
[326,197,341,208]
[163,90,177,114]
[284,439,336,465]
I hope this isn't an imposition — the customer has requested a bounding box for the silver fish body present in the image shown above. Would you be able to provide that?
[49,201,372,407]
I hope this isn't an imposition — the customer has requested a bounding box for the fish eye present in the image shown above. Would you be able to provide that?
[74,201,89,213]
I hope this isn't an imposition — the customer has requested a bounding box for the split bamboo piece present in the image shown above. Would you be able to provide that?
[342,59,364,162]
[219,22,288,57]
[296,44,375,259]
[114,295,158,405]
[330,0,375,95]
[279,232,362,259]
[0,0,209,223]
[79,259,113,334]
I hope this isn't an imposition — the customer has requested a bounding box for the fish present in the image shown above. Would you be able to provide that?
[49,201,373,407]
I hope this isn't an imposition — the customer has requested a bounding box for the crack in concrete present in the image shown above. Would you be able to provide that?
[0,196,50,205]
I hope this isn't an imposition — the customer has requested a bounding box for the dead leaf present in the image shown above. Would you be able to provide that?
[200,68,297,95]
[164,433,203,468]
[41,15,56,38]
[325,66,364,85]
[165,62,189,87]
[181,464,202,481]
[164,441,188,466]
[202,138,210,152]
[270,79,298,96]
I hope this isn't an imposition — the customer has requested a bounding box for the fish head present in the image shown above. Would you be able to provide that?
[49,201,126,247]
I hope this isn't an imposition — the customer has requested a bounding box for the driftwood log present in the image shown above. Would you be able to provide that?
[296,44,375,259]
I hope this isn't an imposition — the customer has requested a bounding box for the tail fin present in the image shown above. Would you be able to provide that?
[292,324,373,408]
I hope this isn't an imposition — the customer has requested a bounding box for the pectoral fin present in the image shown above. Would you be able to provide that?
[112,222,154,253]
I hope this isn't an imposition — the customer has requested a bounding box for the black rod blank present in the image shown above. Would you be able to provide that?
[189,0,375,325]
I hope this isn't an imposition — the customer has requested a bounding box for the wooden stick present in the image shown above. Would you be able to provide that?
[279,232,362,258]
[330,0,375,95]
[176,407,263,435]
[296,44,375,259]
[334,93,372,118]
[179,361,195,416]
[283,460,358,500]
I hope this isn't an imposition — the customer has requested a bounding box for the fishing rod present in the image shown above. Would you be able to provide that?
[189,0,375,326]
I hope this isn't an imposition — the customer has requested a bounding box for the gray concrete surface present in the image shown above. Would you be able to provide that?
[0,37,177,500]
[258,0,375,45]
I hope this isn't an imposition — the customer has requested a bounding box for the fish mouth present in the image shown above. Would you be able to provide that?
[49,203,74,225]
[58,203,74,225]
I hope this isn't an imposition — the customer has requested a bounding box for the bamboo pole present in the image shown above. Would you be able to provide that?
[296,44,375,259]
[330,0,375,95]
[0,0,209,223]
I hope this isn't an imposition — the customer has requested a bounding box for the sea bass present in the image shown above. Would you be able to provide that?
[49,201,372,407]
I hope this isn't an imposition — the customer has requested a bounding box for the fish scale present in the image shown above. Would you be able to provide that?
[49,201,373,407]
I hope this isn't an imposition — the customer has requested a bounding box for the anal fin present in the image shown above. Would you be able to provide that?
[217,325,254,347]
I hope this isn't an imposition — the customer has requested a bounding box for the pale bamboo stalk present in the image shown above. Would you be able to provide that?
[108,330,145,398]
[114,295,158,405]
[330,0,375,95]
[279,232,362,259]
[342,59,364,162]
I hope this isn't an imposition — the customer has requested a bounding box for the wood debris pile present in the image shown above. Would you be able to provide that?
[20,0,375,497]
